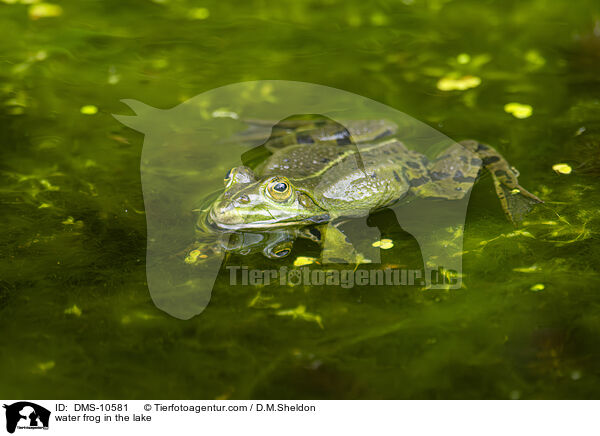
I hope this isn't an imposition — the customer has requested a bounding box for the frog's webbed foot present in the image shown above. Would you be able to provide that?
[320,222,371,265]
[459,140,543,224]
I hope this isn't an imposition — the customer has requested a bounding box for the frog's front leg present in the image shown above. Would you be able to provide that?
[320,222,372,265]
[459,140,543,224]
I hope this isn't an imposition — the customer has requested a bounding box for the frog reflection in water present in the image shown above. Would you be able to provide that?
[194,118,542,264]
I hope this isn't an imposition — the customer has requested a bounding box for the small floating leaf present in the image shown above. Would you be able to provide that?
[372,238,394,249]
[504,102,533,119]
[36,361,55,373]
[64,304,82,317]
[456,53,471,64]
[28,3,63,20]
[530,283,545,292]
[513,264,539,273]
[188,7,210,20]
[437,75,481,91]
[80,105,98,115]
[370,12,388,26]
[525,50,546,68]
[552,163,572,175]
[293,256,316,267]
[185,249,207,264]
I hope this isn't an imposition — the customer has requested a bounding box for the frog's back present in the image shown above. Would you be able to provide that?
[258,138,430,213]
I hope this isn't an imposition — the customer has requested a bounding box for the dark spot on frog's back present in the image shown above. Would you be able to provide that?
[409,176,429,187]
[320,157,331,164]
[406,161,421,169]
[495,169,509,178]
[482,156,500,165]
[430,171,449,181]
[452,170,476,183]
[393,170,402,182]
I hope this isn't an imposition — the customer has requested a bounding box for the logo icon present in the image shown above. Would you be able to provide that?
[3,402,50,434]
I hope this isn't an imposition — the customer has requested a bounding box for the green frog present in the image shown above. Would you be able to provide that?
[199,118,542,262]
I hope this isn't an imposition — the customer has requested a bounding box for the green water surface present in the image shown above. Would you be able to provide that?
[1,0,600,399]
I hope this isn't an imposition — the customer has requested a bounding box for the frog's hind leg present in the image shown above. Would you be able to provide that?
[459,140,543,224]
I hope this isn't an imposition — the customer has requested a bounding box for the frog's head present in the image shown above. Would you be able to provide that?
[209,166,328,230]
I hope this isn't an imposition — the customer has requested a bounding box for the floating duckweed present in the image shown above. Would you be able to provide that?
[525,50,546,67]
[40,179,59,191]
[437,75,481,91]
[530,283,545,292]
[185,249,207,264]
[152,58,169,69]
[64,304,82,317]
[293,256,316,267]
[504,102,533,119]
[511,188,520,195]
[248,292,281,309]
[370,12,388,26]
[121,312,156,324]
[36,361,55,373]
[513,265,539,273]
[188,7,210,20]
[372,238,394,249]
[34,50,48,61]
[38,202,51,209]
[80,105,98,115]
[456,53,471,64]
[28,3,63,20]
[277,305,324,329]
[552,163,572,175]
[61,216,83,227]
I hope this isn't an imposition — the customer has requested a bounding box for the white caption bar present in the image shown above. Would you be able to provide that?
[1,400,597,435]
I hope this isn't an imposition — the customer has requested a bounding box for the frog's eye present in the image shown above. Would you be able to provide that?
[266,178,292,202]
[224,168,234,187]
[273,248,290,258]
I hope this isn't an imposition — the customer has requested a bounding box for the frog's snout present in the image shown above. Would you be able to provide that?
[209,194,255,227]
[209,200,240,225]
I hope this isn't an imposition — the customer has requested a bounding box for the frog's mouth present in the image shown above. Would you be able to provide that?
[207,208,330,231]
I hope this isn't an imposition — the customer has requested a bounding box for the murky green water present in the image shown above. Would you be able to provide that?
[1,0,600,399]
